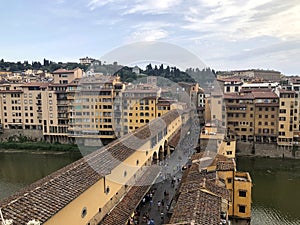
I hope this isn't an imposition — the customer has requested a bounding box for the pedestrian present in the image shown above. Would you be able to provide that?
[149,199,153,207]
[157,201,161,210]
[161,199,164,207]
[160,211,164,221]
[149,219,155,225]
[142,197,146,206]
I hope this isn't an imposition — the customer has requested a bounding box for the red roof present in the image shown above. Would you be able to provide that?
[252,91,278,99]
[52,68,80,74]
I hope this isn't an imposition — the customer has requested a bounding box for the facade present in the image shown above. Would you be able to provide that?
[276,89,300,147]
[0,74,185,145]
[79,57,96,65]
[218,77,243,93]
[224,90,279,143]
[67,75,124,146]
[205,89,225,126]
[217,69,281,81]
[52,68,83,84]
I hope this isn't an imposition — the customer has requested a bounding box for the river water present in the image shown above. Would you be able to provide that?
[237,157,300,225]
[0,151,300,224]
[0,150,81,200]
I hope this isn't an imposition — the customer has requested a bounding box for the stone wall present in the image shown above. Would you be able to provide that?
[236,142,300,159]
[0,129,44,142]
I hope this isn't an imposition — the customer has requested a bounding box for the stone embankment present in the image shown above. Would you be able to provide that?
[236,142,300,159]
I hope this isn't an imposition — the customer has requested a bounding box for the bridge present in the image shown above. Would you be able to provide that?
[0,109,198,225]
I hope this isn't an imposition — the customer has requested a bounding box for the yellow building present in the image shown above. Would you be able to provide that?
[198,123,252,222]
[224,89,279,143]
[276,89,299,147]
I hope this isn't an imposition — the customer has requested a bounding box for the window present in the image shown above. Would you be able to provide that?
[227,178,232,183]
[239,190,247,197]
[281,101,285,106]
[81,207,87,218]
[239,205,246,213]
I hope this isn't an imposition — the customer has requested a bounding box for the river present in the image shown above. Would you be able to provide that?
[237,157,300,225]
[0,151,300,224]
[0,150,81,200]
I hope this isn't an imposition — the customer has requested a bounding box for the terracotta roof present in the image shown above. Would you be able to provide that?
[100,166,160,225]
[0,110,180,225]
[278,89,296,94]
[224,93,254,100]
[169,152,234,225]
[169,189,221,225]
[52,68,80,74]
[252,91,278,99]
[179,166,230,201]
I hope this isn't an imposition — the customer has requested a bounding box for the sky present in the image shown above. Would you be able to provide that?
[0,0,299,75]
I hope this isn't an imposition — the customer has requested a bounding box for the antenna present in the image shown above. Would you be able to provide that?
[0,208,13,225]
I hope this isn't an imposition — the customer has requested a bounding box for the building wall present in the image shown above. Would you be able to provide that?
[277,91,298,146]
[225,98,254,142]
[218,140,236,158]
[233,172,252,219]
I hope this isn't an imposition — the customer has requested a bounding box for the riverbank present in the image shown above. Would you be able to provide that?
[236,142,300,159]
[0,141,80,152]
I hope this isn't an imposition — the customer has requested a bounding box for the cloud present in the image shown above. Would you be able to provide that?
[126,29,168,42]
[123,0,182,15]
[182,0,300,40]
[87,0,117,10]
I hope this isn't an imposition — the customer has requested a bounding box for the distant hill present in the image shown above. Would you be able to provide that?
[114,63,216,85]
[0,59,88,73]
